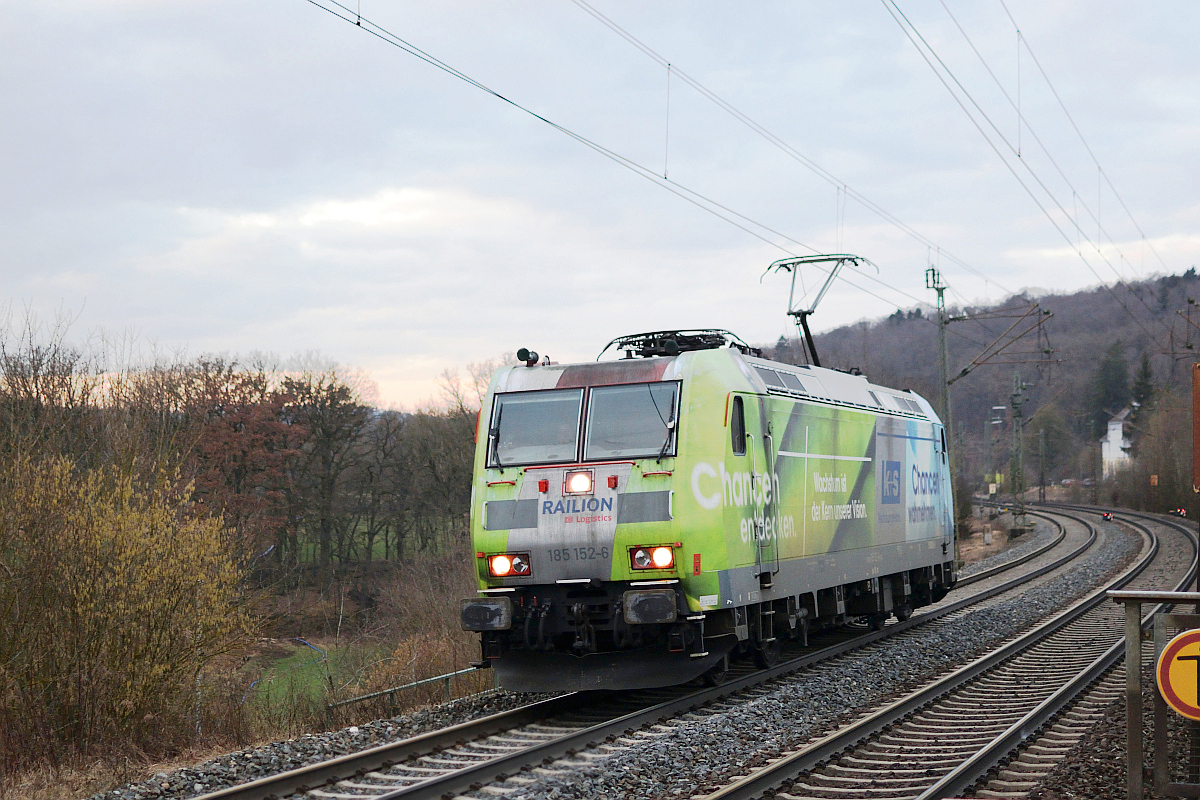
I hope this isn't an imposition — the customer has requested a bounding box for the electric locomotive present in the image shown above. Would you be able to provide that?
[460,329,956,691]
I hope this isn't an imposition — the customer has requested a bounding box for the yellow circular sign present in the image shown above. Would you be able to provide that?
[1157,629,1200,721]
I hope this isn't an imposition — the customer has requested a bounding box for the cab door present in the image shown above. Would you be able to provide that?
[936,424,954,555]
[753,397,780,585]
[728,394,776,584]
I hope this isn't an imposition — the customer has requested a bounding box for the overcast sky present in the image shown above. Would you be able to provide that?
[2,1,1197,407]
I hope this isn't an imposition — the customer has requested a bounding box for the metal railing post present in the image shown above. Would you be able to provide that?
[323,665,496,725]
[1125,598,1143,800]
[1110,590,1200,800]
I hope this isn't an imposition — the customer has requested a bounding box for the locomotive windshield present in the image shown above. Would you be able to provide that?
[489,389,582,467]
[487,382,679,467]
[584,382,678,460]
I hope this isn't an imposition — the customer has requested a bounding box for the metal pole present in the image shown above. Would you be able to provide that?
[984,418,992,492]
[1154,616,1169,791]
[1010,372,1025,529]
[1189,363,1200,800]
[1125,599,1143,800]
[1193,363,1200,600]
[1038,427,1046,503]
[927,268,953,450]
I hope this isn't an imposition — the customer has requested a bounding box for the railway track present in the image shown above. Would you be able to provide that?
[191,508,1122,800]
[699,508,1195,800]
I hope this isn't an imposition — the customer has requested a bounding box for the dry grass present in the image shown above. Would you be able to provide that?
[1,744,235,800]
[324,553,489,727]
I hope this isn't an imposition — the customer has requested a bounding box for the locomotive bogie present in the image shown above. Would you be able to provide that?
[461,344,956,691]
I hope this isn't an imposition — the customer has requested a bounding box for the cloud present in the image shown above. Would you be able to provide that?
[2,0,1199,407]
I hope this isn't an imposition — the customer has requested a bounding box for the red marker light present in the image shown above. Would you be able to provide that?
[608,475,618,489]
[538,479,549,493]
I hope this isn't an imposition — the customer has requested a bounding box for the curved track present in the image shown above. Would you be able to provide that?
[699,508,1195,800]
[192,508,1120,800]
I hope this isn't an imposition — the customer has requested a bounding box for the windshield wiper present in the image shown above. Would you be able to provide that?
[489,405,504,466]
[656,400,676,463]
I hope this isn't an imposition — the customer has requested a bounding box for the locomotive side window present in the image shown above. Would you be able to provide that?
[778,372,807,394]
[753,366,785,389]
[584,382,679,460]
[488,389,583,467]
[731,396,746,455]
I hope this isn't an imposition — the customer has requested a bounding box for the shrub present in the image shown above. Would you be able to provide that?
[0,458,251,771]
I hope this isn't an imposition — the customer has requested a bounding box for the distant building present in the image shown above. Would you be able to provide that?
[1101,407,1132,478]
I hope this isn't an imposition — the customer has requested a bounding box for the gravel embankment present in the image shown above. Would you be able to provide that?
[1030,671,1200,800]
[958,522,1055,578]
[91,520,1136,800]
[86,691,556,800]
[1029,568,1199,799]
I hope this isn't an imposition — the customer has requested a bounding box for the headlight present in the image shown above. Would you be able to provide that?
[488,553,531,577]
[630,545,674,570]
[564,469,594,495]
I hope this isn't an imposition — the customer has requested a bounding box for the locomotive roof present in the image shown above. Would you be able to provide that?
[741,354,933,421]
[490,348,937,423]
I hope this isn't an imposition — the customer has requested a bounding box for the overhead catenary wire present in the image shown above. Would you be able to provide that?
[886,1,1136,291]
[895,0,1175,342]
[996,0,1172,278]
[300,1,813,251]
[301,0,937,317]
[938,0,1163,293]
[567,6,1055,376]
[663,62,671,180]
[568,0,1013,299]
[880,0,1166,344]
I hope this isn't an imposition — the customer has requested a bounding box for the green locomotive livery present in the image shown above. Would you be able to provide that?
[461,330,955,691]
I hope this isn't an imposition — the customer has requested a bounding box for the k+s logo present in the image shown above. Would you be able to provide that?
[881,461,902,504]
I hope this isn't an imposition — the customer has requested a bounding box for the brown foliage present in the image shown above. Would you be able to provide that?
[185,359,306,569]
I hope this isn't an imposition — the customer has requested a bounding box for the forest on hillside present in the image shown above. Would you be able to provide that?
[773,268,1200,512]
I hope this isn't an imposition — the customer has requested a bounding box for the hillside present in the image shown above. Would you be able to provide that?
[763,269,1200,486]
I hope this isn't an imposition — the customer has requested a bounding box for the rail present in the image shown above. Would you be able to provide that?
[702,508,1182,799]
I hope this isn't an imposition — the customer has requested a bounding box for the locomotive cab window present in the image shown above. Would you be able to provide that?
[584,382,679,460]
[488,389,583,467]
[731,396,746,455]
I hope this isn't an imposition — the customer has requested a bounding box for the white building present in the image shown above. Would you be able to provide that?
[1100,407,1132,478]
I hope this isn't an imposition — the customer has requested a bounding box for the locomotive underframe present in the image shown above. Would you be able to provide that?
[470,561,955,691]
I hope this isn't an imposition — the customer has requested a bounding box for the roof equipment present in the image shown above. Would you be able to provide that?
[765,254,877,367]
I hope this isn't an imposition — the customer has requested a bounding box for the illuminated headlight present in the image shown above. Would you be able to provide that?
[564,469,594,495]
[488,553,531,578]
[630,545,674,570]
